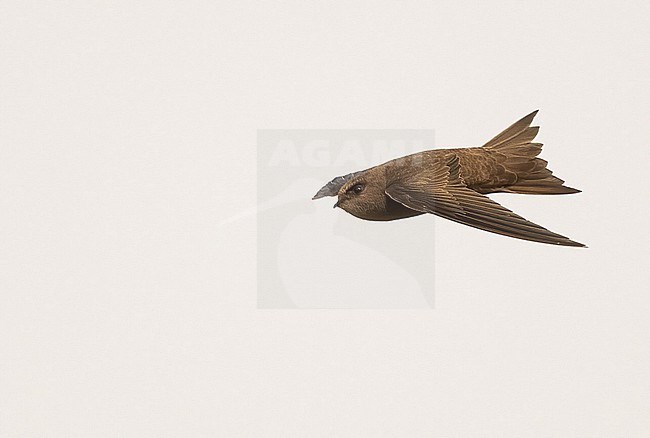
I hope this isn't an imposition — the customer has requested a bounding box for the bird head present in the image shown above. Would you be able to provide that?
[335,177,386,219]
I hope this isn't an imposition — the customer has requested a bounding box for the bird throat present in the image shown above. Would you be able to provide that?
[345,195,424,221]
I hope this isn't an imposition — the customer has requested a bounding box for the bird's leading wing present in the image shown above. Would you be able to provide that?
[312,171,361,199]
[384,155,585,247]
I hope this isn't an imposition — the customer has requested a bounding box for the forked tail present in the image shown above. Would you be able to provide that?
[482,110,580,195]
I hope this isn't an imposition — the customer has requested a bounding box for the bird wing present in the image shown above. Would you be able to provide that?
[384,155,585,247]
[312,171,361,199]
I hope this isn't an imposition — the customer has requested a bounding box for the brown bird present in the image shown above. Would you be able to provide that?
[312,111,585,247]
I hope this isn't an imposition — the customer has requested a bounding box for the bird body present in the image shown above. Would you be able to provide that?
[313,111,585,247]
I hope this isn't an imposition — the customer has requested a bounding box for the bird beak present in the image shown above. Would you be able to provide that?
[333,200,340,209]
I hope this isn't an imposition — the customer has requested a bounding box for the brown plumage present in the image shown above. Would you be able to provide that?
[312,111,585,247]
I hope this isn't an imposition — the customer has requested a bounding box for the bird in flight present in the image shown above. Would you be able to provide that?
[312,111,585,247]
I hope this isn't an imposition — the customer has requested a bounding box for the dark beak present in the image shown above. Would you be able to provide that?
[333,200,340,209]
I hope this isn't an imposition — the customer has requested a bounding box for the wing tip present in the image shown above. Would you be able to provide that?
[556,238,587,247]
[312,171,361,200]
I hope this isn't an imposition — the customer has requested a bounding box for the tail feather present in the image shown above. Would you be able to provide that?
[483,111,580,195]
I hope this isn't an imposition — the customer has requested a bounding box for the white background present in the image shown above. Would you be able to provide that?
[257,129,438,308]
[1,1,649,436]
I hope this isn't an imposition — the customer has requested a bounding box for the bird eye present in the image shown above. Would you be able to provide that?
[349,183,364,194]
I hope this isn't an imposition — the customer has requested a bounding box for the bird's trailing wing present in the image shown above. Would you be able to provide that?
[385,155,585,247]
